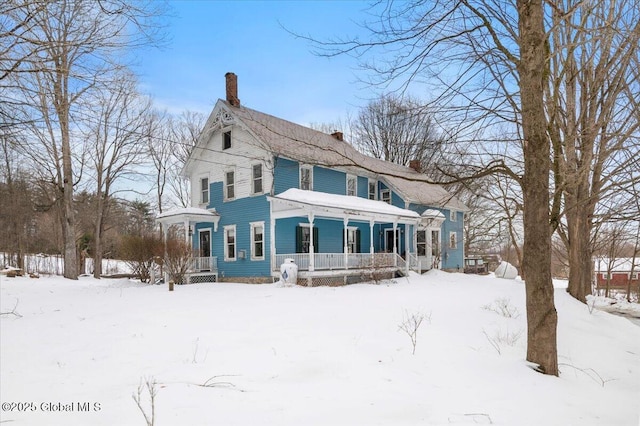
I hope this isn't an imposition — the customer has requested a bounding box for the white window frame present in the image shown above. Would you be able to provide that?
[200,176,209,205]
[381,189,391,204]
[224,168,235,201]
[346,174,357,196]
[449,231,457,249]
[224,225,236,261]
[252,163,263,195]
[250,221,265,260]
[631,272,639,280]
[300,165,313,190]
[368,179,377,200]
[450,210,457,222]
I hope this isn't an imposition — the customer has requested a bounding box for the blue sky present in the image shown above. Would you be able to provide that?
[135,1,382,126]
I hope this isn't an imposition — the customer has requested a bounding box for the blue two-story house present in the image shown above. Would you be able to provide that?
[157,73,467,285]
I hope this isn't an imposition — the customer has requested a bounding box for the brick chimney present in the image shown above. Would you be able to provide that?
[409,159,421,172]
[225,72,240,107]
[331,131,343,141]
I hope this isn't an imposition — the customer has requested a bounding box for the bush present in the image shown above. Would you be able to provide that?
[119,235,163,282]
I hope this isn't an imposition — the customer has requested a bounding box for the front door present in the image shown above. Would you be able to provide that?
[199,230,211,272]
[385,229,400,253]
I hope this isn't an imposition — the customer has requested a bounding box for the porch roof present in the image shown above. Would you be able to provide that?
[156,207,220,230]
[268,188,420,224]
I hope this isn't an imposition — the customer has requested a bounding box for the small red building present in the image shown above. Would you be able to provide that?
[594,257,640,292]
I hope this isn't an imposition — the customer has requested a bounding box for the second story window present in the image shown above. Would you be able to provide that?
[346,175,357,196]
[368,180,377,200]
[225,170,235,200]
[200,177,209,204]
[223,131,231,150]
[381,189,391,204]
[300,165,313,190]
[450,210,457,222]
[252,163,263,194]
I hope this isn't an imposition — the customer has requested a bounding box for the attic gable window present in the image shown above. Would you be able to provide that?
[223,131,231,150]
[300,165,313,190]
[450,210,457,222]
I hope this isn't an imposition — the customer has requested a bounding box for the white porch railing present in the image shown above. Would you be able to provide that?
[273,253,403,272]
[188,256,218,272]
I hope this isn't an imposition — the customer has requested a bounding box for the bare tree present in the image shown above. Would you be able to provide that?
[352,94,446,170]
[168,111,205,208]
[300,1,559,375]
[6,0,165,279]
[85,71,151,278]
[546,1,640,302]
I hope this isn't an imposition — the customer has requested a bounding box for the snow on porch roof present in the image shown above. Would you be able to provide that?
[268,188,420,223]
[156,207,220,225]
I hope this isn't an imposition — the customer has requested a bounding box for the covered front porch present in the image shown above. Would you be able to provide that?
[156,207,221,283]
[267,189,425,285]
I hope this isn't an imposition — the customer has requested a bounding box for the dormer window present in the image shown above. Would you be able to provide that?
[223,131,231,150]
[300,165,313,190]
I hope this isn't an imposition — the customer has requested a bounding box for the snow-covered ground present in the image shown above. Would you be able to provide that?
[1,271,639,426]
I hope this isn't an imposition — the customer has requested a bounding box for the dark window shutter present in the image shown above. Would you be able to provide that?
[313,227,319,252]
[295,226,302,253]
[356,229,361,253]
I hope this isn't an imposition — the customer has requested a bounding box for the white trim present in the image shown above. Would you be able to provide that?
[224,225,237,261]
[300,164,313,190]
[250,221,265,260]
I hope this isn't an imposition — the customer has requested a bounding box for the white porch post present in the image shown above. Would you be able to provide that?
[405,224,410,275]
[308,212,315,272]
[270,211,276,272]
[184,219,190,245]
[369,219,375,254]
[393,221,398,266]
[426,227,432,270]
[343,217,349,270]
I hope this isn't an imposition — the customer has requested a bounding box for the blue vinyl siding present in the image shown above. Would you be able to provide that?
[409,203,464,270]
[197,181,271,278]
[275,217,372,254]
[357,176,368,198]
[273,157,299,194]
[313,166,345,195]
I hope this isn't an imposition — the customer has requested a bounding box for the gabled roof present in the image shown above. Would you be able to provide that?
[191,100,467,211]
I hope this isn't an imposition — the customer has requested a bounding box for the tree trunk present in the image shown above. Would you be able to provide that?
[517,0,558,376]
[566,203,592,302]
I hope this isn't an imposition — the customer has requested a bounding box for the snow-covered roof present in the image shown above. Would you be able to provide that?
[421,209,446,219]
[211,101,468,212]
[594,257,639,272]
[269,188,420,223]
[156,207,220,225]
